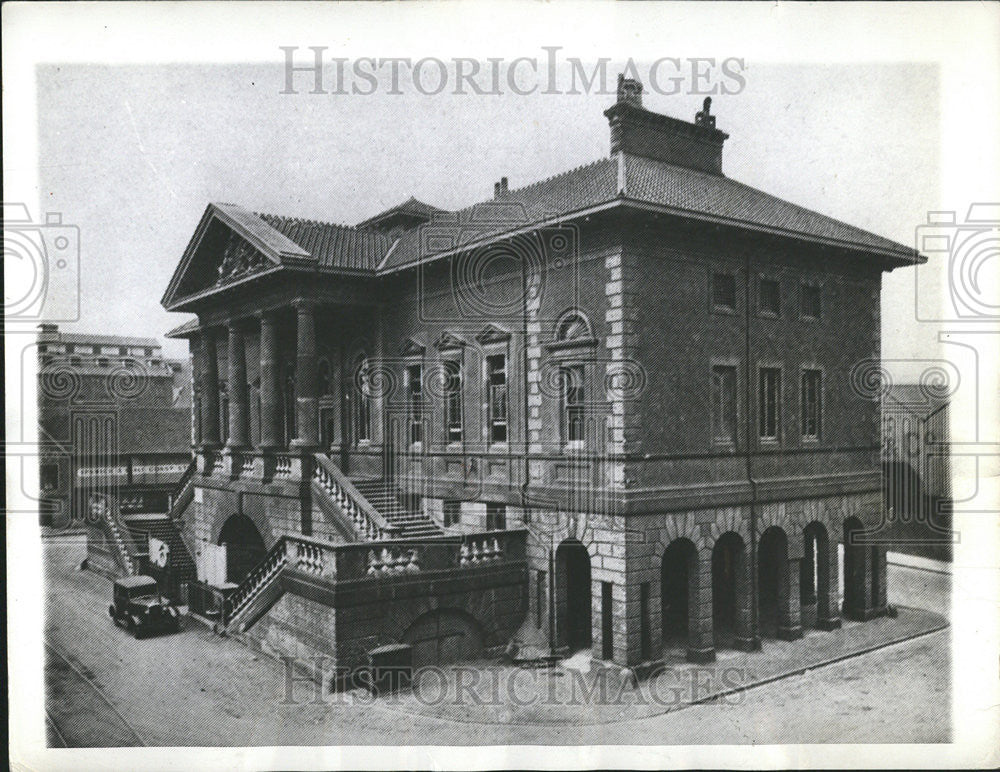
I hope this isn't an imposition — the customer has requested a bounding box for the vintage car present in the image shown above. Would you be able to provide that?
[109,575,181,638]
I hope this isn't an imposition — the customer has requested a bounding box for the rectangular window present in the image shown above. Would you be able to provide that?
[486,503,506,531]
[711,365,738,445]
[801,369,822,440]
[487,354,508,444]
[406,364,423,445]
[443,499,461,528]
[561,364,585,445]
[444,359,462,443]
[759,278,781,316]
[536,570,547,629]
[711,272,737,311]
[759,367,781,441]
[801,283,822,319]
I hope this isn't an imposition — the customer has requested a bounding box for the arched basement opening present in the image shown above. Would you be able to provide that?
[661,538,698,650]
[217,514,267,585]
[757,526,790,640]
[711,532,745,650]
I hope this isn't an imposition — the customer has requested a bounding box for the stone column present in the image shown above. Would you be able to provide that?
[777,558,803,640]
[687,550,715,663]
[199,330,221,448]
[225,321,250,449]
[817,539,841,630]
[259,312,282,450]
[733,543,759,651]
[290,300,319,449]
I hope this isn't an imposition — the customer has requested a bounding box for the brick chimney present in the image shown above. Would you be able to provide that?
[604,75,729,175]
[493,176,509,199]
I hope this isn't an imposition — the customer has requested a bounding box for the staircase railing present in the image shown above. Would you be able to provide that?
[312,453,401,541]
[90,493,138,575]
[167,457,198,520]
[221,540,288,627]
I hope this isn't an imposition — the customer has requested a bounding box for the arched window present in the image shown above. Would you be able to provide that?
[556,310,592,342]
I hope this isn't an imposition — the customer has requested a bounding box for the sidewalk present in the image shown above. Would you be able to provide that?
[367,606,948,727]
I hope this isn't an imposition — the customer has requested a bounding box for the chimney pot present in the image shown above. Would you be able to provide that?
[616,73,643,108]
[500,176,508,194]
[494,182,501,199]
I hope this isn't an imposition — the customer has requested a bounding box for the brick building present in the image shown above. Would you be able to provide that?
[36,324,195,591]
[159,76,922,678]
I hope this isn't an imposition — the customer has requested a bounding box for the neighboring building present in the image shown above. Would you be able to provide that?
[159,76,922,682]
[36,324,195,589]
[881,384,952,560]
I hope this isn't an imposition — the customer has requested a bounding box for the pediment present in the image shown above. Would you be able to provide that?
[434,331,466,351]
[399,337,426,357]
[161,203,311,310]
[475,324,511,345]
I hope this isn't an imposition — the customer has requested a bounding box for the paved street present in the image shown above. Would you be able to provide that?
[43,534,950,746]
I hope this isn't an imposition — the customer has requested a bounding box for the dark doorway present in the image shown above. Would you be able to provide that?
[557,540,592,651]
[758,527,789,639]
[662,538,697,647]
[800,522,830,628]
[217,514,267,585]
[843,516,865,618]
[712,532,744,649]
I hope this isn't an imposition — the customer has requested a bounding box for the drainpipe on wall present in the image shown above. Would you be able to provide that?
[519,244,554,657]
[744,253,760,650]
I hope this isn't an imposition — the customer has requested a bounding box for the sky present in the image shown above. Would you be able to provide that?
[35,59,941,361]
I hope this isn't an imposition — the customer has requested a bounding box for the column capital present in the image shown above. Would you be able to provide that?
[292,298,317,312]
[225,315,256,331]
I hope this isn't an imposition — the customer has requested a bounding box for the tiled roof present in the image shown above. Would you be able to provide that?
[357,196,447,229]
[377,154,915,271]
[622,154,914,257]
[180,151,916,291]
[258,213,392,271]
[379,160,619,271]
[885,384,950,414]
[165,318,199,338]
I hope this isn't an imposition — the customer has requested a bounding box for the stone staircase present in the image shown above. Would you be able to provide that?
[350,478,444,540]
[123,513,197,588]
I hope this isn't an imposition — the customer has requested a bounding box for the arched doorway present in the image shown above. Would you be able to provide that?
[757,526,789,639]
[800,522,831,629]
[218,514,267,585]
[556,540,592,652]
[661,538,697,650]
[402,608,484,668]
[712,532,745,649]
[842,516,866,619]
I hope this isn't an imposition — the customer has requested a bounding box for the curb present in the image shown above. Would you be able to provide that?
[887,551,952,575]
